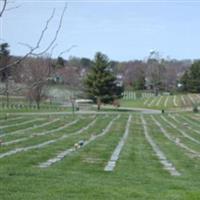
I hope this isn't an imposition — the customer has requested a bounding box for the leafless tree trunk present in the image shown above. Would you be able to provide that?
[5,76,9,106]
[0,2,68,108]
[97,97,101,111]
[22,57,51,109]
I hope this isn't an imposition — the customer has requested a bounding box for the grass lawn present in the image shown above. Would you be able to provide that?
[121,93,200,111]
[0,95,73,113]
[1,111,200,199]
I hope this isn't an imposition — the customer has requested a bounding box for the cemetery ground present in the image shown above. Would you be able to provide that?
[1,109,200,199]
[1,86,199,112]
[121,92,200,111]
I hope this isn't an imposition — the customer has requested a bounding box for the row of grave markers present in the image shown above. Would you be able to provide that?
[123,91,154,100]
[0,103,66,111]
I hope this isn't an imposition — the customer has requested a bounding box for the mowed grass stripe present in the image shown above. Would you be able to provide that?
[56,114,128,171]
[0,117,42,129]
[144,98,150,106]
[141,115,181,176]
[0,116,24,125]
[104,115,132,171]
[0,114,16,121]
[148,97,157,107]
[108,114,183,197]
[156,96,163,107]
[151,115,200,158]
[2,114,200,199]
[0,115,110,167]
[0,115,131,200]
[2,119,80,146]
[157,115,200,153]
[190,114,200,120]
[33,115,113,166]
[0,118,60,138]
[168,114,200,144]
[145,115,200,178]
[2,116,77,141]
[164,96,169,107]
[167,95,174,108]
[0,116,100,158]
[0,116,34,129]
[173,96,178,107]
[188,94,195,104]
[0,117,88,151]
[176,114,200,130]
[181,96,186,105]
[173,114,200,136]
[0,116,95,153]
[38,115,120,168]
[157,115,200,152]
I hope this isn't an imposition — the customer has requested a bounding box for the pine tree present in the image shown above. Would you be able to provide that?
[181,61,200,93]
[180,70,190,91]
[84,52,123,110]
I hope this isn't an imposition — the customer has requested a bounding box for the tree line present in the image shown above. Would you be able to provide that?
[1,42,199,110]
[0,44,124,109]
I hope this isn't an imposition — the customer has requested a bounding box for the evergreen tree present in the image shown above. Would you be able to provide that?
[180,70,189,91]
[56,56,65,67]
[80,57,93,68]
[133,75,146,90]
[84,52,124,110]
[181,61,200,93]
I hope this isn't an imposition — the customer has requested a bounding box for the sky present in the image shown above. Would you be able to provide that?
[1,0,200,61]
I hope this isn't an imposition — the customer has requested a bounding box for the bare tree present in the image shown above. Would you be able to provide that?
[55,66,81,88]
[0,3,67,73]
[145,51,166,95]
[22,57,51,109]
[121,61,146,90]
[0,2,68,107]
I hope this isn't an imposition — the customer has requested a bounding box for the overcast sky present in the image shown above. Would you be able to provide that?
[1,0,200,61]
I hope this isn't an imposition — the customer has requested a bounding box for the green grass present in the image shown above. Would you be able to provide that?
[1,93,199,113]
[1,111,200,199]
[121,93,200,111]
[0,95,72,113]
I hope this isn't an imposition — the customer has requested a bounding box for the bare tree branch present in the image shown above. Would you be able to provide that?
[50,43,58,56]
[5,3,21,12]
[17,8,55,52]
[0,0,21,16]
[58,45,77,57]
[31,3,67,56]
[0,3,68,72]
[18,42,33,50]
[0,0,7,17]
[34,8,56,51]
